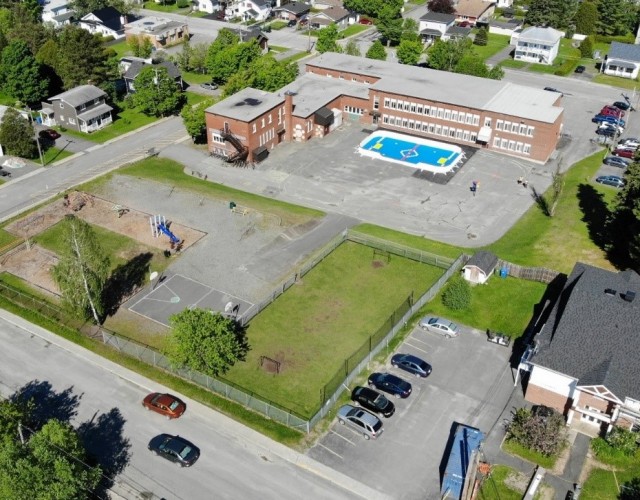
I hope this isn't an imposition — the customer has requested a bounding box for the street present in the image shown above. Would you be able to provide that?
[0,311,385,500]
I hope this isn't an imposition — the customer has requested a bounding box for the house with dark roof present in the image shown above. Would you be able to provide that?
[309,6,350,30]
[39,85,113,133]
[123,60,183,94]
[488,19,522,37]
[523,263,640,436]
[463,251,498,284]
[419,12,456,43]
[230,27,269,53]
[79,7,128,39]
[273,1,311,22]
[604,42,640,80]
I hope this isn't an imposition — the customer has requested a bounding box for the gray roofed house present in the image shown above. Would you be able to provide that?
[512,26,562,65]
[604,42,640,79]
[462,251,498,284]
[419,12,456,42]
[123,60,184,93]
[443,25,472,41]
[420,12,456,24]
[309,6,350,29]
[273,1,311,17]
[40,85,113,133]
[525,262,640,434]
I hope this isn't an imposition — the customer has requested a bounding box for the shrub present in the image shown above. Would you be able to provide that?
[505,407,566,456]
[579,37,593,58]
[442,276,471,310]
[177,0,190,7]
[474,27,488,46]
[553,58,575,76]
[605,427,639,456]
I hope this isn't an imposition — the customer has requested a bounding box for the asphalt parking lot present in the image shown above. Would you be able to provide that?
[308,322,514,499]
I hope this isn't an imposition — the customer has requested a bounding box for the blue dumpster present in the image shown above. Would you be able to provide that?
[500,267,508,278]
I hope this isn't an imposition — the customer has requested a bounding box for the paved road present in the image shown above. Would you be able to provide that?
[0,310,388,500]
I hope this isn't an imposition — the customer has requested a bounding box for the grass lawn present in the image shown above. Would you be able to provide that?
[280,51,311,64]
[473,34,511,61]
[62,107,158,143]
[42,147,74,165]
[422,276,546,338]
[83,158,324,225]
[582,446,640,498]
[502,439,559,469]
[184,92,209,107]
[593,73,640,90]
[339,24,370,38]
[142,1,190,13]
[498,59,528,69]
[478,465,524,500]
[104,40,130,59]
[0,229,20,249]
[268,45,288,53]
[223,240,445,417]
[486,150,614,274]
[182,70,213,85]
[269,20,288,30]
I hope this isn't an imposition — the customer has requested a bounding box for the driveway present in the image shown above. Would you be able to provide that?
[307,324,515,499]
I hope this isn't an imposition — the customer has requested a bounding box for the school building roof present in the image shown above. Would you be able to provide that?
[205,87,284,122]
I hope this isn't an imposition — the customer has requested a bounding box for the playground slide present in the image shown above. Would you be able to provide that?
[157,223,180,244]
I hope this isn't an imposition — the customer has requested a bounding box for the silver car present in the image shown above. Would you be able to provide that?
[336,404,384,439]
[418,316,459,338]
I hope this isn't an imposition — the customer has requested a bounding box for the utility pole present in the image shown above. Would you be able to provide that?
[25,105,45,167]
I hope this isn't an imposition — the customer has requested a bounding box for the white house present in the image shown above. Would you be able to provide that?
[41,0,75,27]
[490,0,513,7]
[79,7,127,39]
[489,19,522,37]
[511,26,562,65]
[419,12,456,44]
[196,0,223,15]
[225,0,271,22]
[603,42,640,80]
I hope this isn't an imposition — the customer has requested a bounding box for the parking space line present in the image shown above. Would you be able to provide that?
[403,342,430,355]
[330,429,357,446]
[316,442,343,460]
[407,334,432,346]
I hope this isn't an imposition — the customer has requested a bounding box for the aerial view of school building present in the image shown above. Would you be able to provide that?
[205,53,564,165]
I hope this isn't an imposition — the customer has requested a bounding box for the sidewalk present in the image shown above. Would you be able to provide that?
[0,308,391,500]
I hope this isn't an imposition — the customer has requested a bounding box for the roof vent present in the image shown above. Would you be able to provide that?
[623,291,636,303]
[604,288,617,296]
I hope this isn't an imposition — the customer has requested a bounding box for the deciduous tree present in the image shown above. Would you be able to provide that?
[0,40,49,105]
[206,28,240,75]
[128,35,153,58]
[401,18,419,43]
[181,98,214,142]
[366,39,387,60]
[427,38,472,71]
[0,108,37,158]
[376,5,403,46]
[316,24,341,53]
[223,55,298,96]
[166,308,248,377]
[454,55,489,77]
[396,39,423,65]
[505,407,566,456]
[427,0,454,14]
[607,161,640,270]
[132,66,185,117]
[344,39,361,56]
[57,25,109,88]
[52,215,110,324]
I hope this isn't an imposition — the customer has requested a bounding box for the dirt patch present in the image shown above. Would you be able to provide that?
[1,245,60,296]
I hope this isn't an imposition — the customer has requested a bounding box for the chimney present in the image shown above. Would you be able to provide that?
[284,91,294,142]
[623,291,636,303]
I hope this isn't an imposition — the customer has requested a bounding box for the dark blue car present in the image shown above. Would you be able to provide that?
[148,434,200,467]
[391,353,432,378]
[592,114,626,127]
[368,372,412,398]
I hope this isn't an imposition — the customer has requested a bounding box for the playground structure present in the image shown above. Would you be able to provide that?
[63,191,94,212]
[150,215,181,247]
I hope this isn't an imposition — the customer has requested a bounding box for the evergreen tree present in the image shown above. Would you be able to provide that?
[579,36,593,58]
[344,39,361,56]
[607,161,640,270]
[596,0,632,36]
[366,40,387,60]
[0,40,49,105]
[573,0,598,35]
[474,27,488,46]
[525,0,579,29]
[57,25,109,88]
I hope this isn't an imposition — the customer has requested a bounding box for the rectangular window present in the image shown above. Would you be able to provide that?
[390,99,397,109]
[383,114,389,124]
[451,111,458,122]
[261,118,265,128]
[252,124,257,133]
[458,112,465,123]
[463,131,470,141]
[450,128,456,138]
[429,124,435,133]
[402,118,408,128]
[516,142,523,152]
[519,123,527,135]
[417,105,423,114]
[444,110,451,120]
[410,103,416,113]
[473,115,480,125]
[307,120,312,132]
[501,138,508,149]
[430,106,437,116]
[470,133,477,142]
[278,108,282,125]
[442,126,449,136]
[268,115,272,124]
[384,98,390,108]
[504,121,511,132]
[493,137,500,147]
[508,140,516,150]
[484,117,492,127]
[511,122,519,133]
[374,97,379,110]
[403,101,410,111]
[455,129,462,139]
[408,120,414,129]
[422,122,429,132]
[527,126,535,136]
[523,144,531,154]
[437,108,444,119]
[496,120,503,130]
[436,125,442,135]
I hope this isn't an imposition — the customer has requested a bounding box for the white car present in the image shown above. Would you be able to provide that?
[598,123,624,134]
[619,139,640,149]
[418,316,459,338]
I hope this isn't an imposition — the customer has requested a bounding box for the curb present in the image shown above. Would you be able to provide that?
[0,309,391,500]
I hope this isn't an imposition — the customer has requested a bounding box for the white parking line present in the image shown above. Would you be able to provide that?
[330,429,357,446]
[403,342,430,355]
[317,442,343,460]
[407,335,431,346]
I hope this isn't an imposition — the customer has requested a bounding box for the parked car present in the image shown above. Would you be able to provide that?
[544,87,562,93]
[287,19,297,27]
[596,175,625,188]
[593,114,626,127]
[458,21,473,28]
[391,353,432,378]
[148,434,200,467]
[595,127,616,137]
[358,17,373,25]
[351,386,395,417]
[336,404,384,439]
[619,138,640,148]
[601,106,624,118]
[142,393,186,419]
[39,129,61,141]
[613,101,631,111]
[200,82,218,90]
[598,123,624,134]
[574,65,585,73]
[418,316,459,338]
[603,156,631,168]
[368,372,412,398]
[614,148,636,159]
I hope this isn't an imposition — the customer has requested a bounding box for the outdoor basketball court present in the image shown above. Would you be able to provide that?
[127,273,253,327]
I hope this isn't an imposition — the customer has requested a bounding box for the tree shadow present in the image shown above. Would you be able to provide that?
[577,183,610,250]
[77,407,131,495]
[102,252,153,319]
[530,186,550,216]
[14,380,82,430]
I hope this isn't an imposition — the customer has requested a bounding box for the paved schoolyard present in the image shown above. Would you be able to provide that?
[307,324,515,499]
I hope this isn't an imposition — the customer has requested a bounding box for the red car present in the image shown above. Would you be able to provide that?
[601,106,624,118]
[614,148,636,159]
[39,129,61,140]
[358,18,373,25]
[143,393,186,419]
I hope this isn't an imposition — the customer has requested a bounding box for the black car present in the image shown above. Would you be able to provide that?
[368,372,412,399]
[603,156,630,168]
[595,127,616,137]
[287,19,297,27]
[351,386,395,417]
[544,87,561,93]
[574,65,585,74]
[391,353,432,378]
[613,101,631,111]
[148,434,200,467]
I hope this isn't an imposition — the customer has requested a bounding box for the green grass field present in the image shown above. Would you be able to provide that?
[473,34,511,61]
[62,107,158,143]
[583,445,640,498]
[478,465,524,500]
[42,147,74,165]
[422,276,546,337]
[339,24,370,38]
[222,241,444,417]
[502,439,559,469]
[498,59,528,69]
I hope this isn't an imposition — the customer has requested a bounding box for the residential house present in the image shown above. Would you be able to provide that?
[511,26,562,65]
[196,0,223,14]
[442,26,472,42]
[79,6,127,39]
[309,0,342,10]
[41,0,75,27]
[488,19,522,37]
[39,85,113,133]
[124,60,183,94]
[603,42,640,80]
[230,27,270,53]
[455,0,495,26]
[225,0,272,22]
[491,0,512,7]
[308,6,350,30]
[273,2,311,22]
[522,263,640,436]
[419,12,456,44]
[462,251,498,285]
[125,16,189,49]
